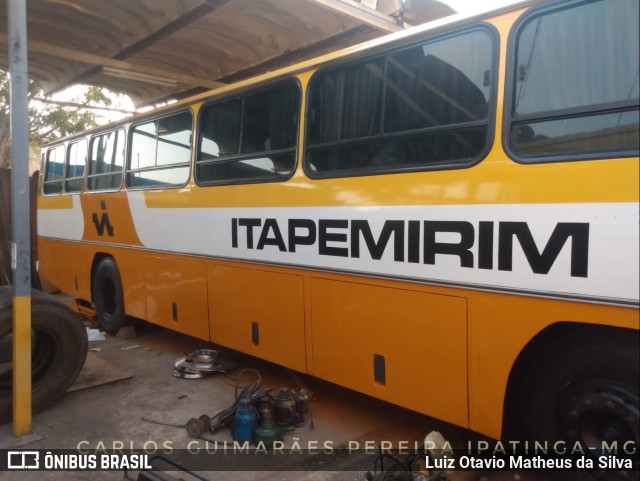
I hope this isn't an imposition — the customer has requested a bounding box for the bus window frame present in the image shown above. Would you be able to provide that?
[87,127,126,193]
[194,77,301,187]
[43,143,66,196]
[126,108,194,191]
[303,23,499,180]
[39,151,44,195]
[503,0,640,164]
[64,137,88,195]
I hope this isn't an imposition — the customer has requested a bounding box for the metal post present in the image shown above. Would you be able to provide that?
[7,0,32,436]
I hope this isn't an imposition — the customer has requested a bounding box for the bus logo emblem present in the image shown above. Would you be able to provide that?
[92,200,114,236]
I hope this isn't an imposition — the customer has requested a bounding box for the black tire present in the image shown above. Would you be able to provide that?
[0,292,88,423]
[517,328,639,481]
[93,257,125,335]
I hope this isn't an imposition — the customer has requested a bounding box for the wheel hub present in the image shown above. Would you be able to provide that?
[560,379,639,462]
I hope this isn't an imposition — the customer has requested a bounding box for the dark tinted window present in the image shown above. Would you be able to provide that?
[199,99,241,159]
[196,80,299,184]
[65,139,87,193]
[127,111,192,189]
[308,60,384,144]
[385,31,491,132]
[88,130,125,191]
[43,144,65,195]
[307,29,494,176]
[509,0,639,159]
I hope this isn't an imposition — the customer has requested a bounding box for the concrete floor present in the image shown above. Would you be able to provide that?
[0,319,545,481]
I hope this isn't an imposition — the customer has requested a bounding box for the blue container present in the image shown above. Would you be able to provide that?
[233,398,259,444]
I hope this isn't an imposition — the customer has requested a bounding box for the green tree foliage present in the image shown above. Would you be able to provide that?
[0,69,111,167]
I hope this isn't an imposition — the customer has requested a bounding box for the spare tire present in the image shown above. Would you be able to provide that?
[0,288,88,423]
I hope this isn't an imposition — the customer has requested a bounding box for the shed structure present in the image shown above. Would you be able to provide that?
[0,0,455,108]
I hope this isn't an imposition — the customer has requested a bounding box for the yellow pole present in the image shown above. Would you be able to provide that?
[12,296,31,435]
[7,0,33,435]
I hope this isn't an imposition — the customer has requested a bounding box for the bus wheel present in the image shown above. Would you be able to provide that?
[518,329,639,478]
[0,291,88,423]
[93,257,125,335]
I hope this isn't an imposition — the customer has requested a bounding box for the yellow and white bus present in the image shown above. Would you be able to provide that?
[37,0,638,448]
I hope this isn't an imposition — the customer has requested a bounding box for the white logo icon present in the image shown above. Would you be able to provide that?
[7,451,40,469]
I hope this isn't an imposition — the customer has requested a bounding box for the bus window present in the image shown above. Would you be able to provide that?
[307,59,384,145]
[88,129,125,191]
[65,139,87,194]
[508,0,640,160]
[306,28,494,176]
[196,80,299,184]
[198,98,241,160]
[43,144,65,195]
[385,31,490,132]
[127,110,192,189]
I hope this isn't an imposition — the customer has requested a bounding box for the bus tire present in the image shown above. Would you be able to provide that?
[0,293,88,423]
[93,257,125,335]
[517,328,639,478]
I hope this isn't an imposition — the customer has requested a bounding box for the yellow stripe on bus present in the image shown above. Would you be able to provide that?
[141,157,639,209]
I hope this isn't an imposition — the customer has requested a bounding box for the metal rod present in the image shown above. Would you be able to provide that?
[8,0,32,436]
[31,97,136,114]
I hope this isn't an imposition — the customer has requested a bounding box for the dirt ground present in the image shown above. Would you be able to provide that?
[1,317,548,481]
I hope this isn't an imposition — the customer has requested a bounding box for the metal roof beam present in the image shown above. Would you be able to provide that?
[218,25,374,84]
[306,0,403,33]
[0,34,226,91]
[112,0,234,61]
[144,24,376,107]
[44,0,233,95]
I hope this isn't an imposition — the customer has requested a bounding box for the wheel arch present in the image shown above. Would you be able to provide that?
[501,321,639,439]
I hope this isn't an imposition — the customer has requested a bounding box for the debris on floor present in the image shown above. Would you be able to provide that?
[173,348,236,378]
[152,360,313,450]
[116,325,137,340]
[184,367,271,438]
[85,327,105,341]
[363,431,452,481]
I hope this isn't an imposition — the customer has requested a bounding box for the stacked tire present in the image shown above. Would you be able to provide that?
[0,287,88,423]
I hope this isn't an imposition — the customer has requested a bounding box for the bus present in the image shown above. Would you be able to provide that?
[37,0,638,450]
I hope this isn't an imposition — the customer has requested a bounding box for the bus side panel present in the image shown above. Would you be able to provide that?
[468,292,640,438]
[106,247,145,321]
[38,238,91,298]
[80,192,143,247]
[144,255,209,341]
[208,264,306,372]
[310,277,468,428]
